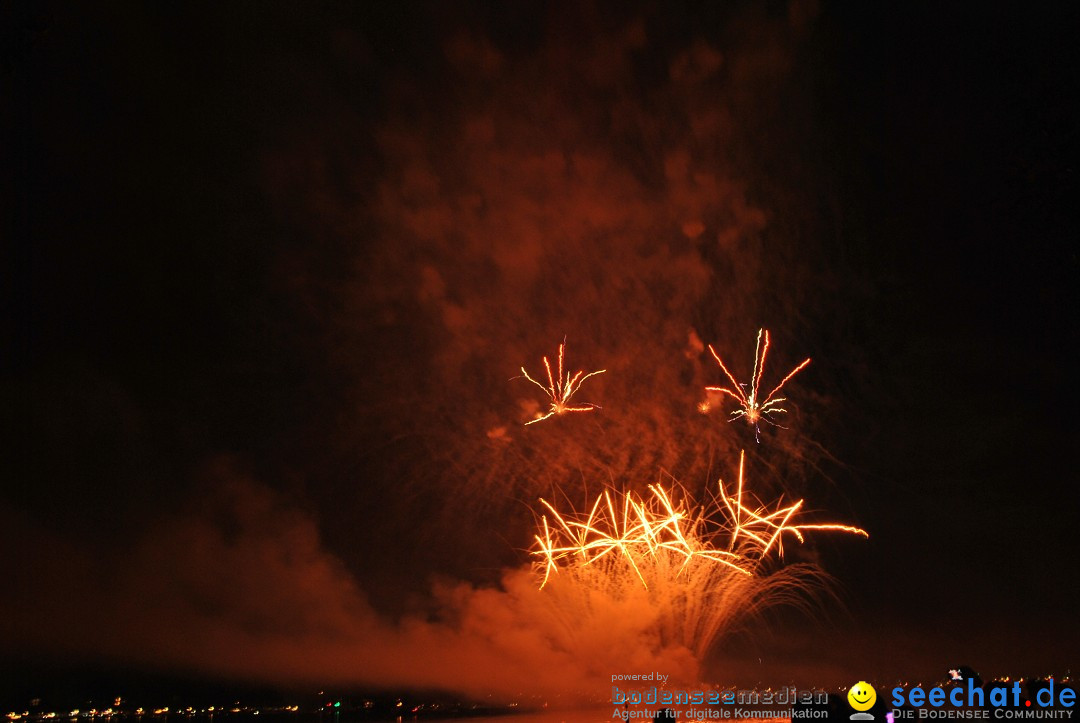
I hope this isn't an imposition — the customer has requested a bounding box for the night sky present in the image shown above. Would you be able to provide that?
[5,0,1078,703]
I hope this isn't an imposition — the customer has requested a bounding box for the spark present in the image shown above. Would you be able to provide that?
[532,451,865,588]
[718,451,868,559]
[706,328,811,442]
[518,339,606,425]
[532,484,749,590]
[529,452,867,659]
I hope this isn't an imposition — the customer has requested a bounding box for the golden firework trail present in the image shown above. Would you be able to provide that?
[532,450,866,589]
[533,484,749,590]
[529,452,867,660]
[519,340,606,426]
[718,451,869,559]
[706,328,811,442]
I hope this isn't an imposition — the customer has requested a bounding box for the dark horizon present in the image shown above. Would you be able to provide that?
[5,0,1078,702]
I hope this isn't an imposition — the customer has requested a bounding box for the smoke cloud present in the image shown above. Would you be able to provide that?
[1,466,699,699]
[7,1,873,701]
[259,3,841,583]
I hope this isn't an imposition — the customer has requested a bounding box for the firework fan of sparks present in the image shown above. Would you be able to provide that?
[530,451,866,659]
[706,328,811,442]
[518,340,606,426]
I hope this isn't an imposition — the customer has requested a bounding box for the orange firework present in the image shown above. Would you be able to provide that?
[533,483,750,590]
[706,328,811,442]
[717,450,869,559]
[519,340,606,426]
[532,451,865,588]
[530,452,867,659]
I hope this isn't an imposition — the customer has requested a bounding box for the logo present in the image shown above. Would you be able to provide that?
[849,681,878,720]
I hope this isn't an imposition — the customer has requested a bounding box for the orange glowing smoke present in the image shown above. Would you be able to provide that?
[706,328,811,441]
[518,340,606,426]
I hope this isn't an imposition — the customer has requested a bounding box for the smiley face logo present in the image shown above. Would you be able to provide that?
[848,681,877,712]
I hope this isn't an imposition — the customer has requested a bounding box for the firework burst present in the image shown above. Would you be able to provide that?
[530,452,866,659]
[518,340,606,426]
[533,483,750,591]
[718,450,869,559]
[706,328,811,442]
